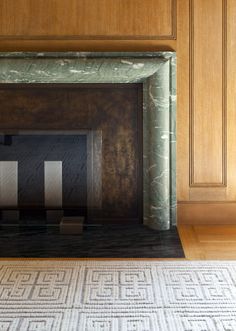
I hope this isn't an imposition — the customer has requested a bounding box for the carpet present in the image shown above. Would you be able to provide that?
[0,260,236,330]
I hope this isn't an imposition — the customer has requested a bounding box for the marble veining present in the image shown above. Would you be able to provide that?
[0,52,176,230]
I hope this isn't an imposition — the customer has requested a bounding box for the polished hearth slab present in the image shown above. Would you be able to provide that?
[0,225,184,258]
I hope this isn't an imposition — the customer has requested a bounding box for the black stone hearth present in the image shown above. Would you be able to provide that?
[0,225,184,258]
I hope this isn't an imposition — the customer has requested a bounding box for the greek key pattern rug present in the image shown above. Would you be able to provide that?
[0,260,236,330]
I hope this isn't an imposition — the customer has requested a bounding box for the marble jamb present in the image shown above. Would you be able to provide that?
[0,52,176,230]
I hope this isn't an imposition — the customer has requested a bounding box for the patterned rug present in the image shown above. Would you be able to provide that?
[0,260,236,331]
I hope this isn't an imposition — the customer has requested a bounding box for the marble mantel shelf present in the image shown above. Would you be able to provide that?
[0,52,176,230]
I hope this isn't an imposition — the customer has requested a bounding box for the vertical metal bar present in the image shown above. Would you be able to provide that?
[44,161,62,207]
[0,161,18,207]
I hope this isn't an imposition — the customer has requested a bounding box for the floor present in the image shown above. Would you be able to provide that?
[1,223,235,260]
[0,225,184,258]
[178,224,236,260]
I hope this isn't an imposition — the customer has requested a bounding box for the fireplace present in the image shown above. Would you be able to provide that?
[0,52,176,230]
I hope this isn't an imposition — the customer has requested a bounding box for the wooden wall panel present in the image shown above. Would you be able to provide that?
[190,0,226,187]
[0,0,175,40]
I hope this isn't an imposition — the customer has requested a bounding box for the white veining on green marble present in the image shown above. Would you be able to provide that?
[0,52,176,230]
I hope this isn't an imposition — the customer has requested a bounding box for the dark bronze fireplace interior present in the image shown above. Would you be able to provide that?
[0,83,143,224]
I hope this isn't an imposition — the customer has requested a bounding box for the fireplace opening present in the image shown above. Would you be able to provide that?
[0,83,143,226]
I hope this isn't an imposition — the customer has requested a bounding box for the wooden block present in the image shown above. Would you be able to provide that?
[60,216,84,235]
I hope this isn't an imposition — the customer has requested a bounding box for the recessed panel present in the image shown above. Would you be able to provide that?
[191,0,225,186]
[0,0,175,39]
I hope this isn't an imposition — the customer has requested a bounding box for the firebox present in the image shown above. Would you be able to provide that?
[0,83,142,225]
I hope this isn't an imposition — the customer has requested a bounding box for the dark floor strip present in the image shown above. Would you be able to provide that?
[0,225,184,258]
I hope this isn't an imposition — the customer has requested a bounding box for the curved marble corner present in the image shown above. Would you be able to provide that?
[0,52,176,230]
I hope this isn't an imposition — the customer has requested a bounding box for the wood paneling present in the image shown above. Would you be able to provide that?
[189,0,227,187]
[178,202,236,225]
[178,225,236,260]
[176,0,229,201]
[0,0,175,40]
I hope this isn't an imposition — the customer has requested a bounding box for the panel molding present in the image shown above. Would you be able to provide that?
[189,0,227,187]
[0,40,176,53]
[0,0,177,41]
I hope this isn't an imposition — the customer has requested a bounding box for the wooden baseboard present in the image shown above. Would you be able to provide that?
[178,202,236,225]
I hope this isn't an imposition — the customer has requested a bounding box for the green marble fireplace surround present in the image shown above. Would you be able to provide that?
[0,52,176,230]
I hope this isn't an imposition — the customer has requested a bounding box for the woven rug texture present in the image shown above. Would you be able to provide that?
[0,260,236,330]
